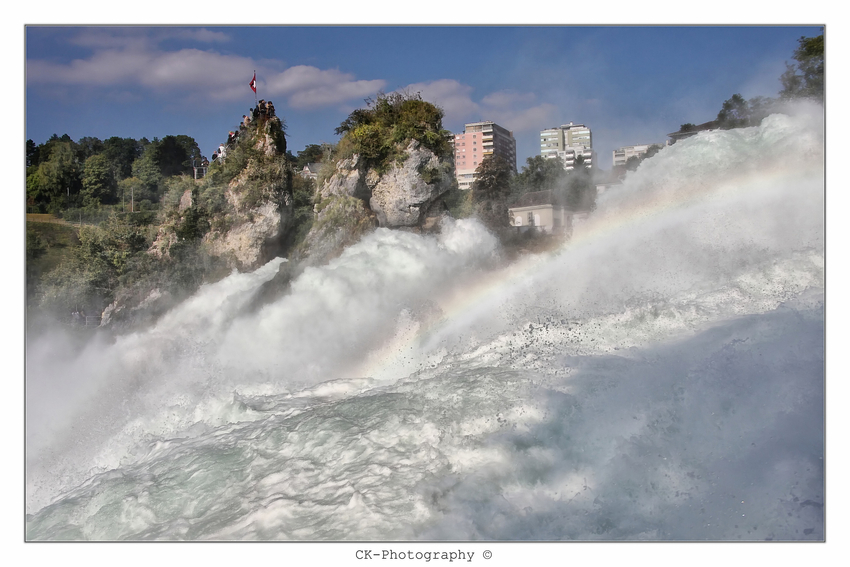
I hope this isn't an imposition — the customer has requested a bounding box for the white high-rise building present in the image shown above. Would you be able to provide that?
[540,122,595,169]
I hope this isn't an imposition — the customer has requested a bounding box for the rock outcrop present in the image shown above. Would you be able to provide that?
[204,200,287,270]
[317,154,372,202]
[317,140,452,230]
[295,140,451,266]
[368,140,452,228]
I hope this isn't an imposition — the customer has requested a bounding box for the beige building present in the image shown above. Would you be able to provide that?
[508,190,572,234]
[453,121,517,190]
[612,143,667,168]
[540,122,596,169]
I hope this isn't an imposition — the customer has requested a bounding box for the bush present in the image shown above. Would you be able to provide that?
[333,91,452,173]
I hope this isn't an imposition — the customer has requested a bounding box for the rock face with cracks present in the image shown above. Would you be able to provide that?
[319,140,452,230]
[369,140,452,228]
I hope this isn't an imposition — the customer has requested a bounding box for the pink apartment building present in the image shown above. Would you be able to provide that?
[452,121,517,190]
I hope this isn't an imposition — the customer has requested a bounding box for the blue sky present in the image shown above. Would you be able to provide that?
[26,25,821,170]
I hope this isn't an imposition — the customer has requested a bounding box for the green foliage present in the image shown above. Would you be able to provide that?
[470,156,515,231]
[174,205,210,241]
[28,112,302,325]
[333,91,452,172]
[296,144,326,169]
[102,136,145,180]
[472,155,514,202]
[780,32,824,101]
[26,222,80,307]
[82,154,117,208]
[117,177,152,211]
[130,135,200,199]
[39,215,151,313]
[26,141,82,213]
[132,146,164,194]
[716,93,751,129]
[58,207,114,225]
[239,156,290,211]
[282,175,317,251]
[26,139,37,168]
[26,226,48,262]
[511,155,568,198]
[75,136,105,162]
[443,183,475,219]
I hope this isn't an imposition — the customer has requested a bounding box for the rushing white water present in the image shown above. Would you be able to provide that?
[25,105,824,541]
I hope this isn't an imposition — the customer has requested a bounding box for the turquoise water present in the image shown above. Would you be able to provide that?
[26,106,824,540]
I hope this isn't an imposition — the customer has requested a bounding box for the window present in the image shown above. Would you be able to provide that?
[528,212,535,226]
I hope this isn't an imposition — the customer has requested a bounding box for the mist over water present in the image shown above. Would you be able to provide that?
[26,105,824,540]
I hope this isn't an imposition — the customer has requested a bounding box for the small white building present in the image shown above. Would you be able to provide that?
[508,190,572,234]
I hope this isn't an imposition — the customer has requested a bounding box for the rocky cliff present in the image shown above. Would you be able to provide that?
[302,139,452,265]
[103,115,294,328]
[148,116,293,271]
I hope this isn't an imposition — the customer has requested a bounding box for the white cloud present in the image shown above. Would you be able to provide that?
[485,103,560,134]
[481,90,537,108]
[404,79,479,122]
[68,27,230,50]
[265,66,386,109]
[27,35,386,110]
[401,80,559,134]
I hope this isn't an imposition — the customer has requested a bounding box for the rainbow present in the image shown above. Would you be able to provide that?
[354,161,822,381]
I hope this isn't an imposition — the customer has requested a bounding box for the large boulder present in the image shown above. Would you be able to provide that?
[369,140,452,228]
[318,140,452,230]
[317,154,371,202]
[204,200,287,270]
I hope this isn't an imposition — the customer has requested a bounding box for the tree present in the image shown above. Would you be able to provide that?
[472,155,513,201]
[76,136,104,162]
[118,177,149,211]
[334,91,452,170]
[81,154,117,208]
[26,226,47,262]
[296,144,326,169]
[103,136,144,180]
[26,141,82,212]
[39,216,149,314]
[624,155,642,172]
[780,32,824,101]
[131,147,164,196]
[716,93,750,129]
[130,135,200,199]
[26,139,37,168]
[155,135,194,178]
[471,155,514,230]
[511,155,567,197]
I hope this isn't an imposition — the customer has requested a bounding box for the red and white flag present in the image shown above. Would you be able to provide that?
[249,72,257,93]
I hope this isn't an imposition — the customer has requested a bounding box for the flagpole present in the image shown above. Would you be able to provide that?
[254,69,258,107]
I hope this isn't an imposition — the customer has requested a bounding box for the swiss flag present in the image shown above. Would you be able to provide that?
[249,72,257,93]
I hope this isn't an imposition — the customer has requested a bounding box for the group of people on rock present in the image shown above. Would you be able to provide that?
[212,100,276,164]
[253,99,275,120]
